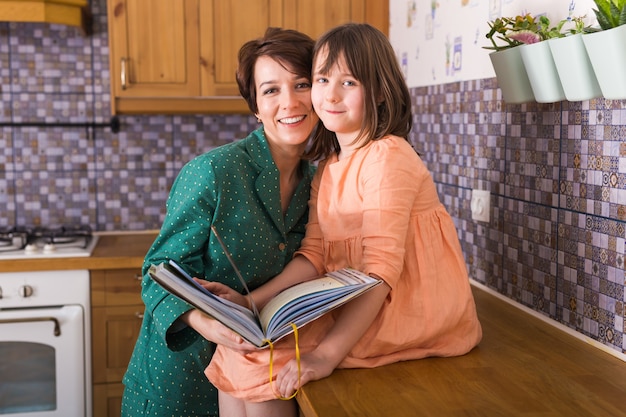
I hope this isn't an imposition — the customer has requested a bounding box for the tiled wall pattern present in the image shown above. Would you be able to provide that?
[0,0,257,231]
[0,1,624,356]
[412,79,626,356]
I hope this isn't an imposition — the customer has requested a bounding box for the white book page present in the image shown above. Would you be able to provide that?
[259,276,346,331]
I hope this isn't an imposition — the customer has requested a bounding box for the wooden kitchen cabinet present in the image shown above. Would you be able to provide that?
[107,0,200,97]
[283,0,386,39]
[107,0,388,115]
[107,0,209,114]
[91,269,144,417]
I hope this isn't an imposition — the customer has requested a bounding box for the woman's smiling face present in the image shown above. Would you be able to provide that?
[254,56,318,149]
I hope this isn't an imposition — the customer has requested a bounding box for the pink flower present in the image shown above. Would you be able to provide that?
[508,30,541,44]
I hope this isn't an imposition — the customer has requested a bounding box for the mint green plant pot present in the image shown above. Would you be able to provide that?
[519,42,565,103]
[582,24,626,100]
[548,34,602,101]
[489,48,535,104]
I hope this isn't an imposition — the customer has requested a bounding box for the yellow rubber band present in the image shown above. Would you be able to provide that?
[266,323,301,400]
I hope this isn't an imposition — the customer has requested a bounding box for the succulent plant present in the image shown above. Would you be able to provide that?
[592,0,626,30]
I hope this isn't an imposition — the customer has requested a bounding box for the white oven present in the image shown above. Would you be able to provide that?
[0,270,92,417]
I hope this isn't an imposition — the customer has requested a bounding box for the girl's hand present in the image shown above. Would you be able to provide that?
[194,278,250,308]
[275,350,338,399]
[273,281,391,397]
[181,309,257,353]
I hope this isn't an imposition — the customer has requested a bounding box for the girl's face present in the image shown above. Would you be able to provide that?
[254,56,318,150]
[311,49,365,147]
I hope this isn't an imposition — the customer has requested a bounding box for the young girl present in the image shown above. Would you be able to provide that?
[203,23,483,417]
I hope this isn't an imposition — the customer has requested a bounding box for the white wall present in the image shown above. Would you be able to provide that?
[389,0,599,87]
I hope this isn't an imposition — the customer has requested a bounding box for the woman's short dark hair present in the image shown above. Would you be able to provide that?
[237,27,315,114]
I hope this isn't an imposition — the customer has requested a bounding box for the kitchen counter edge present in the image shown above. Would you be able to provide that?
[0,233,157,272]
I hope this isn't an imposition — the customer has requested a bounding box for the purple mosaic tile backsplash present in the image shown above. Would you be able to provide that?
[411,79,626,356]
[0,1,624,356]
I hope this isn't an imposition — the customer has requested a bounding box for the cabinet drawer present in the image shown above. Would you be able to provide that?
[91,269,143,307]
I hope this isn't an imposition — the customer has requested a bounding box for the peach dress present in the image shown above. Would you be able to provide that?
[205,135,483,402]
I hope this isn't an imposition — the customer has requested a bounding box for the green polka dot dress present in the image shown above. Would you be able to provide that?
[121,128,315,416]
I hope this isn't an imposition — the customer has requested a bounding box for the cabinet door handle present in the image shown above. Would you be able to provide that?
[134,273,142,281]
[135,311,144,319]
[120,57,128,90]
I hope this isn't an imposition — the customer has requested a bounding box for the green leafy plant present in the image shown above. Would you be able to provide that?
[591,0,626,29]
[484,14,586,52]
[564,16,589,35]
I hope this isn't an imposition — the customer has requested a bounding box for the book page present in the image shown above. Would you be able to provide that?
[150,263,266,346]
[166,260,252,316]
[263,278,381,343]
[259,270,379,333]
[259,276,345,331]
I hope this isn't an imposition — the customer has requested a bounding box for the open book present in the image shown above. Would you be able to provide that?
[149,260,381,348]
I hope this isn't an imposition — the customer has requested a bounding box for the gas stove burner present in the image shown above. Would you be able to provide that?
[0,224,98,259]
[0,227,30,252]
[30,225,93,247]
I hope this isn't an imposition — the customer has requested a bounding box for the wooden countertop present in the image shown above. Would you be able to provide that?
[296,284,626,417]
[0,232,158,272]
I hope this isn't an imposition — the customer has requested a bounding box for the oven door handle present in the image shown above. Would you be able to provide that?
[0,316,61,336]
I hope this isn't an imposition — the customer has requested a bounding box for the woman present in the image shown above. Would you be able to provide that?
[121,27,319,417]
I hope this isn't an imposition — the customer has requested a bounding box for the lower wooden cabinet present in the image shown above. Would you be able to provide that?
[93,383,125,417]
[91,269,144,417]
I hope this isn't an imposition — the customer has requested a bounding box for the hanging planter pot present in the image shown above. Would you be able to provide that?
[518,41,565,103]
[489,47,535,104]
[548,34,602,101]
[582,24,626,100]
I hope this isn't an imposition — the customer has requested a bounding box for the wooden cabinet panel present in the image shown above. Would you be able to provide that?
[91,269,143,416]
[91,269,142,307]
[108,0,201,98]
[276,0,388,42]
[93,383,124,417]
[363,0,388,36]
[284,0,355,38]
[199,0,284,97]
[92,304,144,383]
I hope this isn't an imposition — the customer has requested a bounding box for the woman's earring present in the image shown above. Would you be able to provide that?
[257,117,262,123]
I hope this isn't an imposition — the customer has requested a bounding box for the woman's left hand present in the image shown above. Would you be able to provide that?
[194,279,250,308]
[181,309,257,353]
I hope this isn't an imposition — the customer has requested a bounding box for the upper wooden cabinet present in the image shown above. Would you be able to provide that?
[107,0,389,115]
[198,0,284,99]
[108,0,200,98]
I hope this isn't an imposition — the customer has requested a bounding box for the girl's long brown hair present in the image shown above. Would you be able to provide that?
[305,23,413,161]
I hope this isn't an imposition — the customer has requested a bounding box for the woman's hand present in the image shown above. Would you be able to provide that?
[181,309,257,353]
[194,279,250,308]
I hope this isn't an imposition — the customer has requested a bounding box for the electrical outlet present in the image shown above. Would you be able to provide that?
[470,189,490,222]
